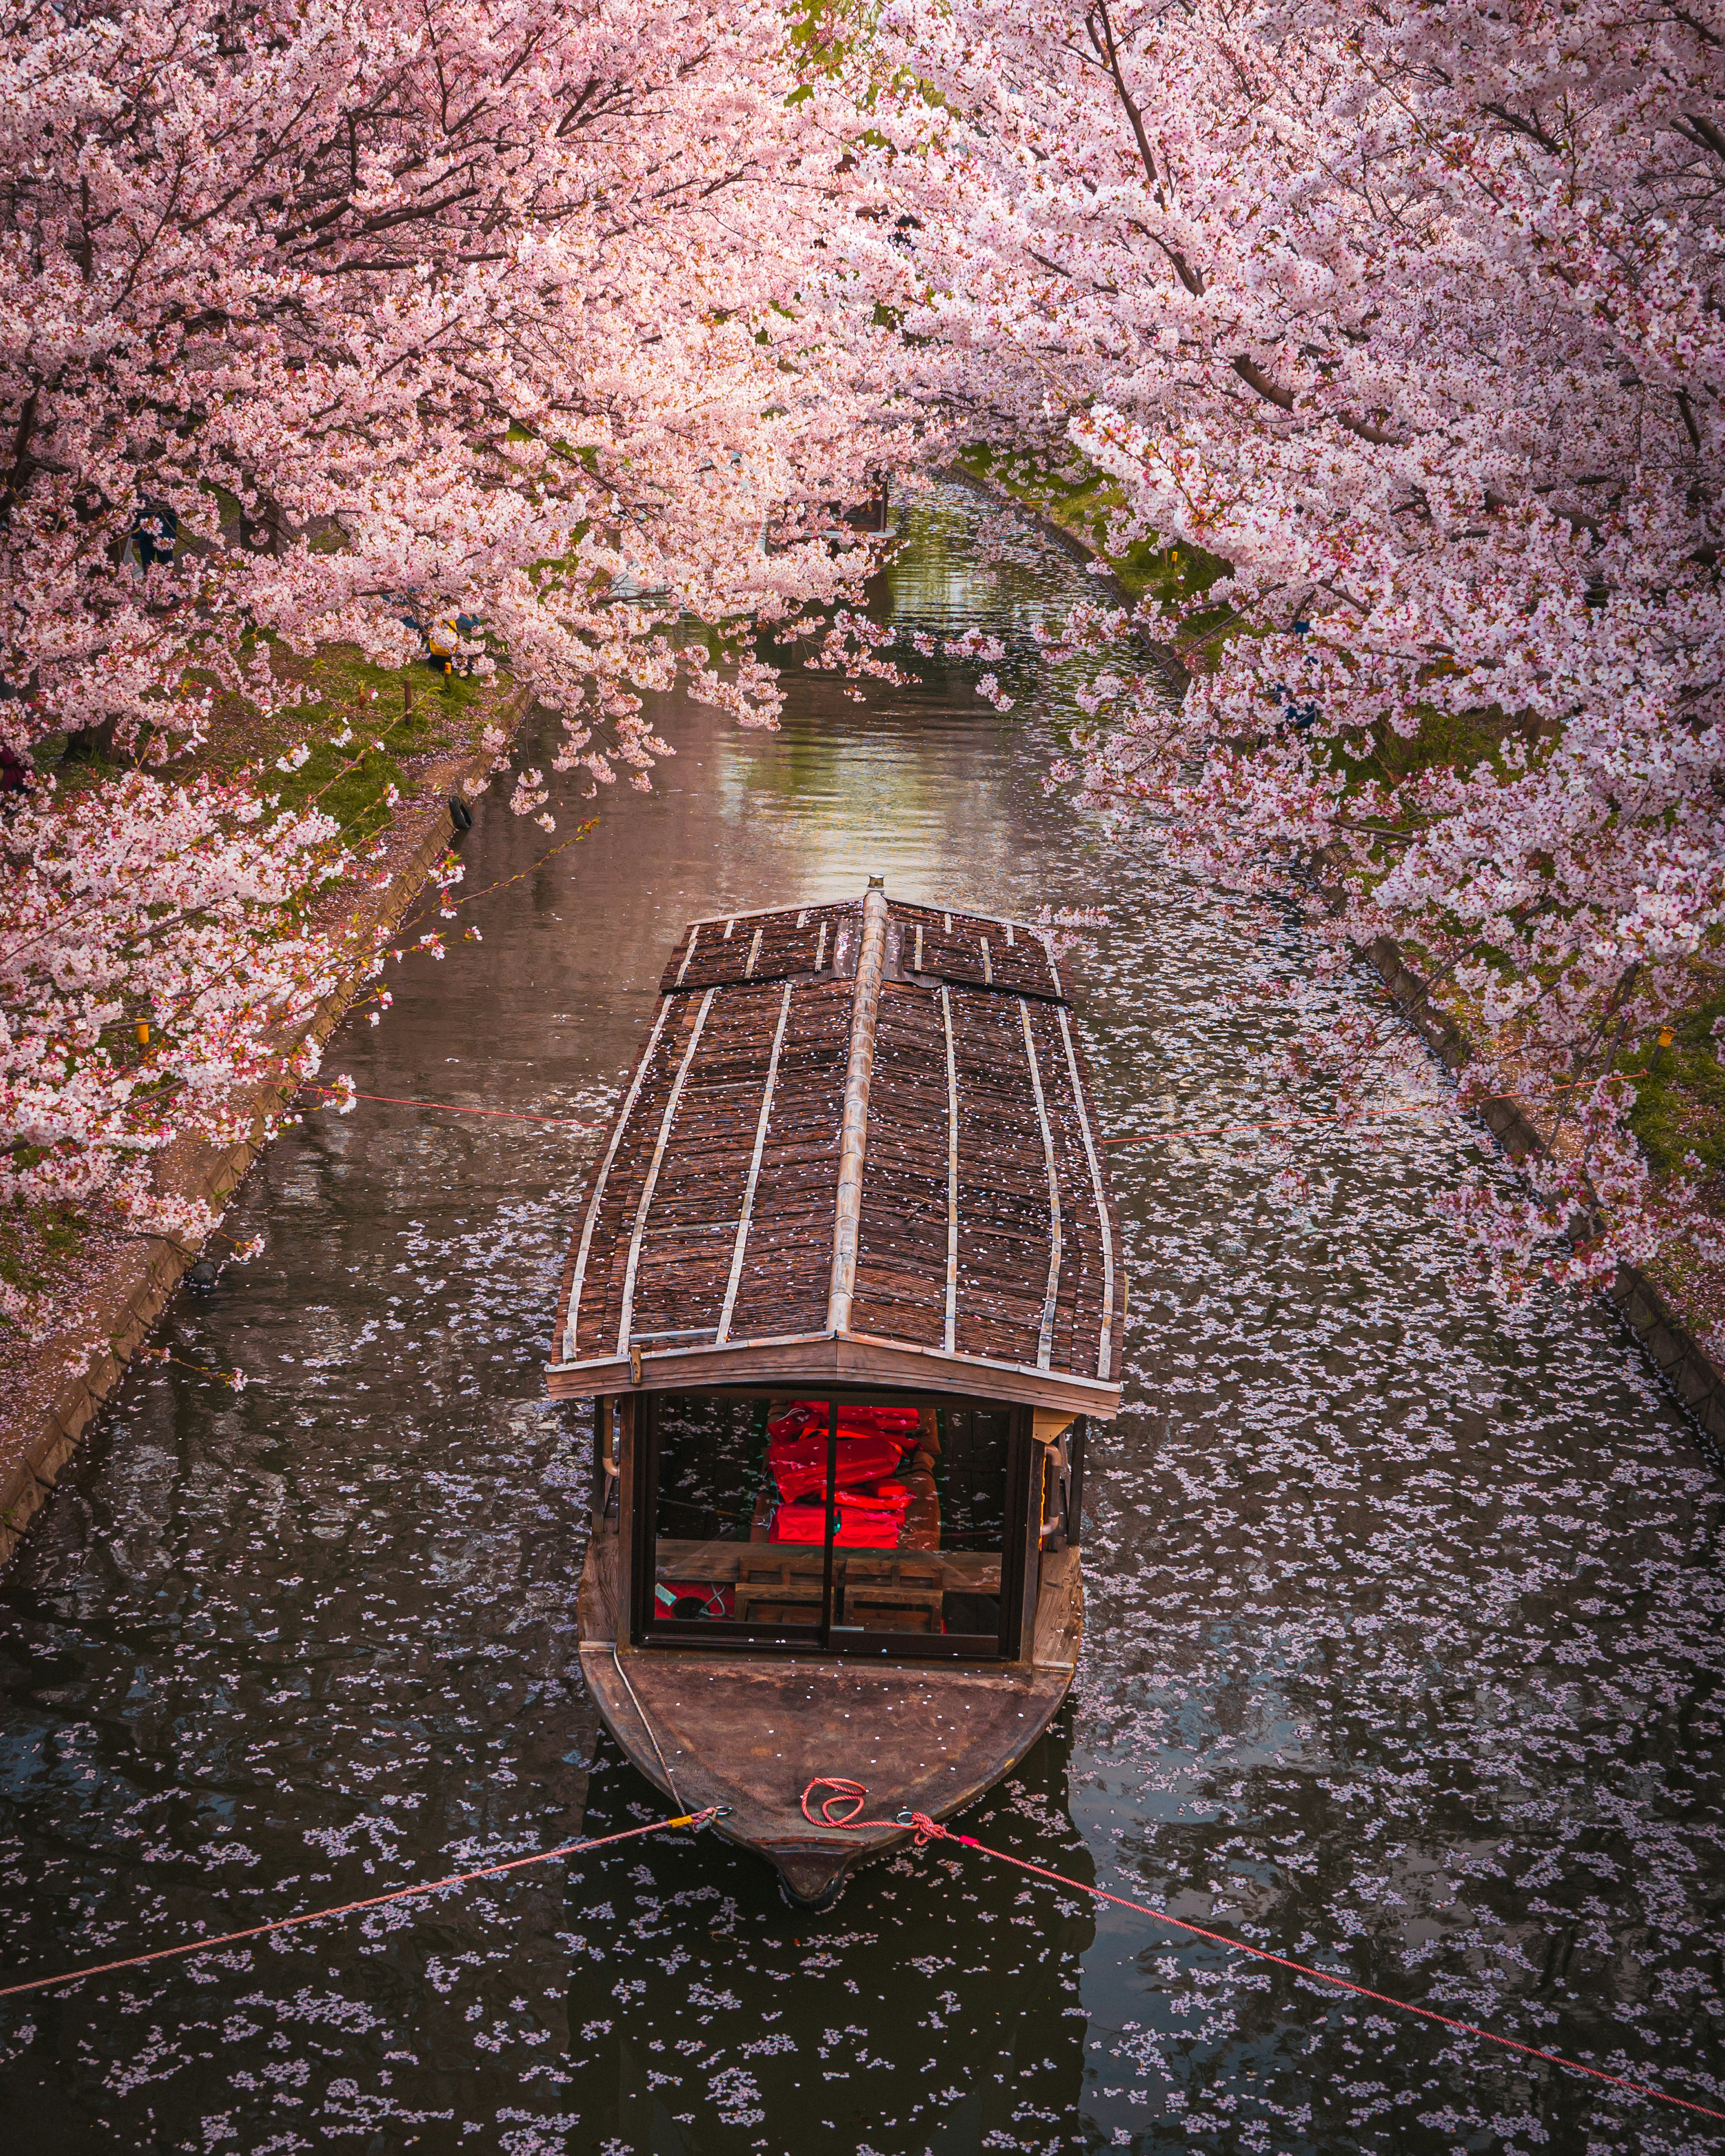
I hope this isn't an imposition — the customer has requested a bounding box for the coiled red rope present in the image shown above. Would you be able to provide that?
[800,1780,1725,2125]
[800,1777,944,1838]
[0,1807,717,2002]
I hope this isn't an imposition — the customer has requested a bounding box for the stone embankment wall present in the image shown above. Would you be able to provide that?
[0,691,530,1569]
[1363,937,1725,1466]
[958,466,1725,1470]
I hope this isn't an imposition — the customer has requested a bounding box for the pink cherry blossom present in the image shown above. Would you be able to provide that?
[0,0,928,1328]
[878,0,1725,1295]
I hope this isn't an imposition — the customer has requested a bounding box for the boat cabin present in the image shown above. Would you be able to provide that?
[548,884,1122,1898]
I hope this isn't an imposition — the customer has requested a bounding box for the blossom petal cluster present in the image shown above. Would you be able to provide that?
[878,0,1725,1290]
[0,771,345,1330]
[0,0,928,1326]
[0,0,921,766]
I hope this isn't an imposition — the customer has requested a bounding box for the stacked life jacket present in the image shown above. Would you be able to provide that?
[765,1400,923,1548]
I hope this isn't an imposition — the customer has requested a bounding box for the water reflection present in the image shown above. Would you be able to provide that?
[560,1718,1093,2156]
[0,486,1721,2155]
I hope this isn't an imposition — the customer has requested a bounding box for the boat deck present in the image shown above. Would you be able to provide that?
[578,1532,1082,1901]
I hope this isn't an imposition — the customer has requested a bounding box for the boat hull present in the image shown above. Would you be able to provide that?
[576,1533,1082,1903]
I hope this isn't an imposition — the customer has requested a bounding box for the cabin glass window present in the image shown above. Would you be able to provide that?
[646,1395,814,1635]
[638,1391,1025,1656]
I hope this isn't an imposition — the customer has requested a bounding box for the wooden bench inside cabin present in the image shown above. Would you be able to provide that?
[835,1555,945,1634]
[732,1551,947,1634]
[733,1551,827,1626]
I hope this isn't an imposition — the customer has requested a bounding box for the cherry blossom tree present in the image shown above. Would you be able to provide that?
[0,773,345,1330]
[0,0,920,1327]
[0,0,915,764]
[877,0,1725,1298]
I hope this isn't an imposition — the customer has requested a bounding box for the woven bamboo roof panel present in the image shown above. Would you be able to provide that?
[548,889,1122,1417]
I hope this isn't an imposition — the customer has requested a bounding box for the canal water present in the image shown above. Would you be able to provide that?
[2,487,1722,2156]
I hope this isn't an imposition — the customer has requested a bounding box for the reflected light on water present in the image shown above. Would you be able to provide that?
[0,486,1721,2155]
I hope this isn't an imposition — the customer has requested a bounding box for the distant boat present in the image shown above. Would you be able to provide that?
[548,881,1123,1904]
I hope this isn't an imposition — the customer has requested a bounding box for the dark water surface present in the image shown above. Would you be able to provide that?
[3,490,1723,2155]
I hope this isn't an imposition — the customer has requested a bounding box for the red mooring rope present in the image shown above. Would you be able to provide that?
[0,1808,717,2002]
[799,1781,1725,2127]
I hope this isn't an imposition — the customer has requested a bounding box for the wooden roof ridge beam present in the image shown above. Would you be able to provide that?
[827,884,890,1336]
[940,982,960,1354]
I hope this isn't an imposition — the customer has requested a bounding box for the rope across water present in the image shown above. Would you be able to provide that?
[799,1780,1725,2127]
[0,1808,718,2002]
[10,1775,1718,2127]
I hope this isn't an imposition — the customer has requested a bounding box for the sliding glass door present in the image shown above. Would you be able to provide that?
[634,1391,1026,1657]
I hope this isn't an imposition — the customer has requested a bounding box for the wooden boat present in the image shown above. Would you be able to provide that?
[547,882,1122,1904]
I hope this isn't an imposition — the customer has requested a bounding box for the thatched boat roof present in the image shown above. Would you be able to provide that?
[546,886,1122,1417]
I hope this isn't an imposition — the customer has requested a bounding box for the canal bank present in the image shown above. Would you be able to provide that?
[0,684,530,1572]
[959,464,1725,1470]
[1,486,1721,2153]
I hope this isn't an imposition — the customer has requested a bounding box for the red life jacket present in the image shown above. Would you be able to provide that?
[767,1400,923,1445]
[768,1430,904,1502]
[770,1481,912,1548]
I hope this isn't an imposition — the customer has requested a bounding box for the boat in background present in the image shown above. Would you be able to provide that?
[548,881,1122,1903]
